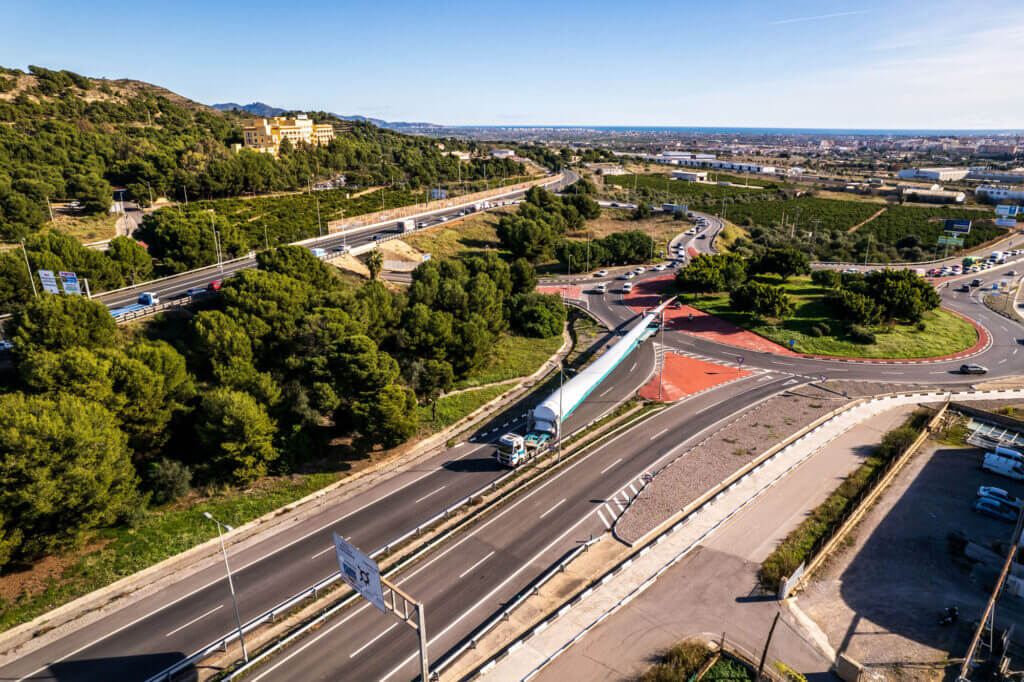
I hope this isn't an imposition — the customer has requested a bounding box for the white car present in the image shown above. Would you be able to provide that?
[978,486,1024,511]
[622,282,633,293]
[654,264,666,271]
[595,283,607,294]
[635,266,646,274]
[596,269,608,277]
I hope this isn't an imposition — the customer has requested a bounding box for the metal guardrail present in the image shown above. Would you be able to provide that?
[111,295,198,322]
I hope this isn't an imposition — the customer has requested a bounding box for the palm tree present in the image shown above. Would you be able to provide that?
[366,249,383,280]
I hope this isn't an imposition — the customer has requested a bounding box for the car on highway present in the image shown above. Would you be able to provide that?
[0,340,13,352]
[960,363,988,375]
[978,486,1024,512]
[207,280,223,291]
[596,269,608,277]
[842,268,858,274]
[332,244,351,253]
[1008,270,1017,276]
[622,282,633,293]
[635,266,646,274]
[438,216,448,223]
[184,286,207,296]
[595,283,607,294]
[697,233,706,239]
[971,279,982,287]
[957,284,971,292]
[654,264,666,271]
[619,271,636,280]
[973,498,1019,523]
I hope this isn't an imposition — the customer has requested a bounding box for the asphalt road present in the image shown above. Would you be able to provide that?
[5,192,1023,681]
[94,172,574,310]
[241,374,801,682]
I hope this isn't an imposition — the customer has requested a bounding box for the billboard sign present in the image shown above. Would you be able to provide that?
[58,271,82,295]
[944,219,972,234]
[333,533,385,613]
[37,270,61,295]
[996,204,1020,217]
[937,235,964,246]
[995,217,1018,228]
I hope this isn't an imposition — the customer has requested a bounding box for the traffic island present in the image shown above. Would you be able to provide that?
[638,352,753,402]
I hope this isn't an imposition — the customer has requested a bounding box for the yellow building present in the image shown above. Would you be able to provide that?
[241,114,335,154]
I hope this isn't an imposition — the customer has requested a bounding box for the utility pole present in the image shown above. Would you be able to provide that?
[315,194,322,237]
[755,612,780,682]
[20,239,37,298]
[183,185,189,206]
[204,512,248,662]
[45,196,54,222]
[210,211,223,272]
[864,233,872,266]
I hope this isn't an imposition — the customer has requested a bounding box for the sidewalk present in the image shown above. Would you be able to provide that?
[475,390,1024,681]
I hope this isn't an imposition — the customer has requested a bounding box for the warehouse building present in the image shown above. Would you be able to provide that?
[672,170,708,182]
[901,187,966,204]
[896,167,970,182]
[976,185,1024,203]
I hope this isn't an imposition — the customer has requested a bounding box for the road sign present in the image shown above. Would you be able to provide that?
[995,217,1017,228]
[37,270,60,295]
[944,219,972,234]
[59,271,81,295]
[937,235,964,246]
[737,356,744,365]
[820,375,828,383]
[788,339,796,348]
[996,204,1020,217]
[333,533,385,613]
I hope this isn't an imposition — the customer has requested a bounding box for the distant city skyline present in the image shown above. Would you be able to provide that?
[3,0,1023,129]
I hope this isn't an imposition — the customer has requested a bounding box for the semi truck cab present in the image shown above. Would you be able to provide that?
[495,434,527,467]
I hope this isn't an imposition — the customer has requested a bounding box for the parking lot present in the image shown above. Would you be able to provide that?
[798,440,1024,681]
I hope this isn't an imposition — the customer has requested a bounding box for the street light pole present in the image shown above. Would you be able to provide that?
[204,512,248,662]
[20,239,37,298]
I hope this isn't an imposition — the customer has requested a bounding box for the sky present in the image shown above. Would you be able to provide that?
[3,0,1023,129]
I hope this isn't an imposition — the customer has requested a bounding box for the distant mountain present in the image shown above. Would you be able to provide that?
[208,101,442,131]
[210,101,287,117]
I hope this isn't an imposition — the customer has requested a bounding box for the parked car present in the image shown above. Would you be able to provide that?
[960,363,988,374]
[977,486,1024,511]
[974,498,1019,522]
[971,279,982,287]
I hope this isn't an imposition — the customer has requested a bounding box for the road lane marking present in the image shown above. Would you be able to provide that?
[349,622,400,658]
[599,387,614,397]
[310,545,335,559]
[165,605,223,638]
[628,483,637,495]
[630,362,637,372]
[600,458,622,474]
[650,428,668,440]
[539,498,566,519]
[414,485,447,504]
[458,550,496,579]
[597,509,609,527]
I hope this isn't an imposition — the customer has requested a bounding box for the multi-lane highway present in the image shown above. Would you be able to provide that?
[3,194,1023,681]
[93,172,574,310]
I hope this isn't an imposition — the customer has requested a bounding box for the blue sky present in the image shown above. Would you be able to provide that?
[3,0,1023,128]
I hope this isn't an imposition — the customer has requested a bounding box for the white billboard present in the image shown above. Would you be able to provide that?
[333,533,385,613]
[996,204,1019,217]
[37,270,60,295]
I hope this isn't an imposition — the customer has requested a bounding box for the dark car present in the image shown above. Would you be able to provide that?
[971,279,982,287]
[960,363,988,375]
[957,284,971,292]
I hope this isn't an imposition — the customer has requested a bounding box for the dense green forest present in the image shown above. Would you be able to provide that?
[0,64,523,240]
[0,245,563,572]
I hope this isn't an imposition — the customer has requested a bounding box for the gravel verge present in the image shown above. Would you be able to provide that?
[616,384,851,544]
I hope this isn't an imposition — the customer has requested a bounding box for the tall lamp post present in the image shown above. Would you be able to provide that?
[203,512,248,662]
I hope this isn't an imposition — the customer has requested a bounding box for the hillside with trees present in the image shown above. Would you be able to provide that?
[0,64,522,241]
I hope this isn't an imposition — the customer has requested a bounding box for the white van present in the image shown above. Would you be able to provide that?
[622,282,633,293]
[983,453,1024,481]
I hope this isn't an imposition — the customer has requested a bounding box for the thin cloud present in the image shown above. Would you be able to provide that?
[769,10,870,25]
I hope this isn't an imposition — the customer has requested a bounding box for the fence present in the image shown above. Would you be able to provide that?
[783,401,949,596]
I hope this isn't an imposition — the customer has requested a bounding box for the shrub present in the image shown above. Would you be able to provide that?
[848,324,876,344]
[146,458,193,505]
[808,325,824,337]
[639,640,710,682]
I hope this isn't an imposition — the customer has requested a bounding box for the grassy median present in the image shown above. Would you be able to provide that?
[688,276,978,358]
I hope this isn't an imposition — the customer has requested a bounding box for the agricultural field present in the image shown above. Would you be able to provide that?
[724,196,881,233]
[604,174,776,201]
[856,204,1005,251]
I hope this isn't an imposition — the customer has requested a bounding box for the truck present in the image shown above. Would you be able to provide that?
[400,219,416,233]
[990,251,1005,261]
[310,247,327,258]
[137,292,159,306]
[962,256,979,268]
[495,434,528,467]
[109,292,160,318]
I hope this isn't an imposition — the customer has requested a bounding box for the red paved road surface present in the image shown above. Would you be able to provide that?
[638,352,752,402]
[536,285,583,299]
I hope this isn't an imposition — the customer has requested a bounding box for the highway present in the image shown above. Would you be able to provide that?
[3,193,1023,681]
[93,172,574,310]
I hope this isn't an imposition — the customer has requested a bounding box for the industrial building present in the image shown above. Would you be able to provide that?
[975,185,1024,203]
[968,170,1024,184]
[672,158,776,174]
[671,170,708,182]
[490,149,515,159]
[901,187,966,204]
[241,115,334,155]
[896,167,970,182]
